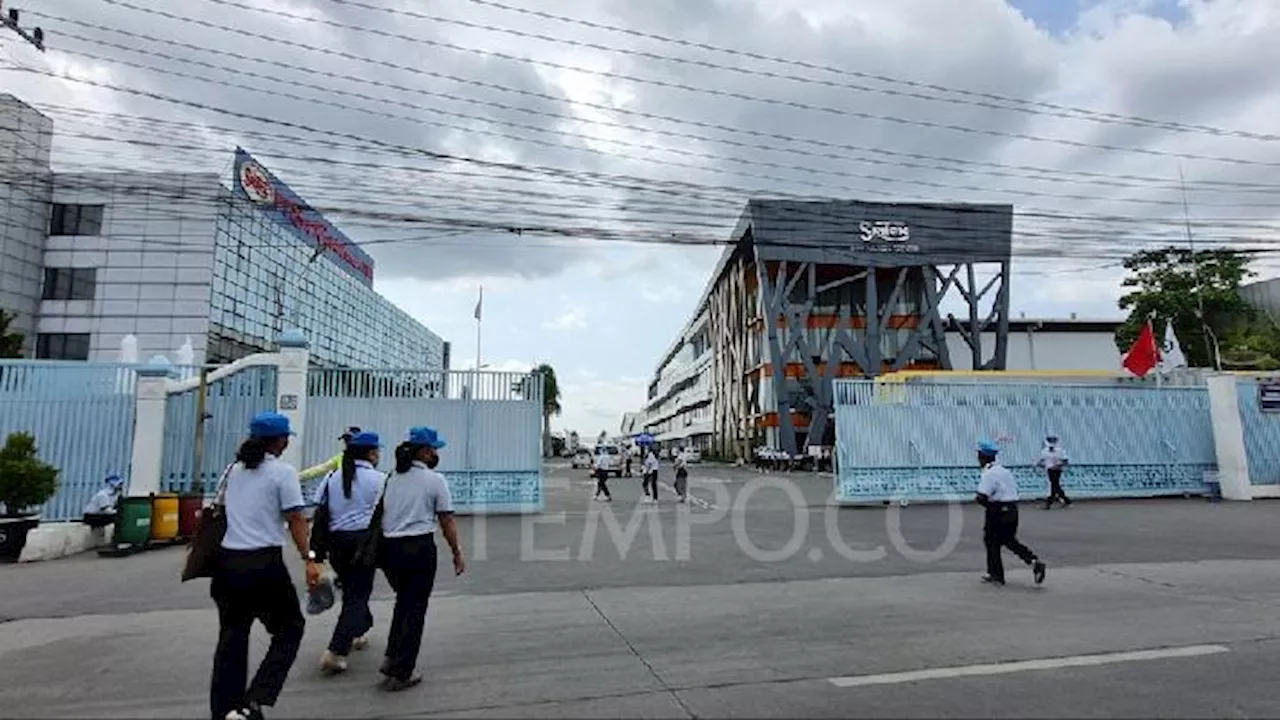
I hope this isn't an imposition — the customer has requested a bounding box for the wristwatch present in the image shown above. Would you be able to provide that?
[305,550,317,562]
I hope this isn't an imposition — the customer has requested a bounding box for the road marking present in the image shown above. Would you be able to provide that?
[662,481,717,510]
[827,644,1229,688]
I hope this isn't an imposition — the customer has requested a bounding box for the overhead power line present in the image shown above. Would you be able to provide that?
[143,0,1280,168]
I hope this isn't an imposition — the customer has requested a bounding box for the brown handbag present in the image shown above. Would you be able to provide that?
[180,464,233,582]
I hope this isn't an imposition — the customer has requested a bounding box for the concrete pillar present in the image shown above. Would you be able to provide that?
[276,329,310,471]
[128,356,178,497]
[1206,373,1253,501]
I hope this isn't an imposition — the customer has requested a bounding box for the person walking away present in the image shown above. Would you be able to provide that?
[299,426,362,485]
[315,431,386,676]
[641,447,660,503]
[377,426,466,691]
[624,451,633,478]
[1037,434,1071,509]
[974,440,1047,587]
[211,412,320,720]
[592,448,613,502]
[673,448,689,504]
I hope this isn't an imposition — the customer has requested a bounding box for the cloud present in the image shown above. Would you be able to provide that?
[543,306,587,331]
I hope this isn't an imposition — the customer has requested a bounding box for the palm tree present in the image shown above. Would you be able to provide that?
[0,309,24,358]
[513,364,562,458]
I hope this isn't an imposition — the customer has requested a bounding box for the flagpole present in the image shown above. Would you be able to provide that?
[475,285,483,372]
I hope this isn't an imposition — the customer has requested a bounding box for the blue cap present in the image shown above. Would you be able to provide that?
[347,431,382,449]
[105,474,124,487]
[406,426,447,449]
[977,440,1001,455]
[249,411,294,438]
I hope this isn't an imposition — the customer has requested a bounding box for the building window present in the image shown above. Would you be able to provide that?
[49,203,105,236]
[41,268,97,300]
[35,333,91,360]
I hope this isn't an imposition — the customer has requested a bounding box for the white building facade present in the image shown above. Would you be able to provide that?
[0,95,447,369]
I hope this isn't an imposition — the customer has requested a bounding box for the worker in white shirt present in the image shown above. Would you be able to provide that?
[975,440,1047,587]
[641,447,660,503]
[83,473,125,523]
[1036,434,1071,510]
[673,448,689,503]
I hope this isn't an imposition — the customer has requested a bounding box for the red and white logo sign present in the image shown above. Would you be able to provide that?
[238,160,274,205]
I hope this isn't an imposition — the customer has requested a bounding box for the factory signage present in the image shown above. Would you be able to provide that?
[859,220,920,254]
[1258,382,1280,413]
[232,148,375,286]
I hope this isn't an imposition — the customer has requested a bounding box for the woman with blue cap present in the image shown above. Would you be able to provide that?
[211,411,319,720]
[376,426,466,691]
[314,430,386,676]
[975,439,1047,587]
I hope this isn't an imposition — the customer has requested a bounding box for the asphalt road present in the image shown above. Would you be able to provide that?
[2,461,1279,718]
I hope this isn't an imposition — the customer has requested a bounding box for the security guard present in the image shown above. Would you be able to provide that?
[1037,434,1071,509]
[377,426,466,691]
[314,431,385,676]
[299,426,362,485]
[975,440,1047,587]
[211,412,320,720]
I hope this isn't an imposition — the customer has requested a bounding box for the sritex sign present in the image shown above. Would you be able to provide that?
[741,199,1013,267]
[233,148,375,286]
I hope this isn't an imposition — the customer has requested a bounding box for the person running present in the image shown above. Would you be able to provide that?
[975,440,1047,587]
[592,448,614,502]
[299,426,362,485]
[641,446,660,504]
[1037,434,1071,509]
[377,426,466,691]
[211,412,319,720]
[673,447,689,504]
[315,431,385,676]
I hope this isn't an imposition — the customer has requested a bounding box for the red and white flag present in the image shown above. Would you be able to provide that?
[1122,320,1161,377]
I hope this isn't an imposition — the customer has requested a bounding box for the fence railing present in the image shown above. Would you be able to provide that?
[0,361,138,520]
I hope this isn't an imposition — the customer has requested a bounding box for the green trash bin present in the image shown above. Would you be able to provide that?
[115,496,154,546]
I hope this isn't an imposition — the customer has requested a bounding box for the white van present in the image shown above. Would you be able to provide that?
[593,445,623,477]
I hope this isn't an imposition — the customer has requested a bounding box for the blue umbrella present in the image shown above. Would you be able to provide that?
[635,433,655,445]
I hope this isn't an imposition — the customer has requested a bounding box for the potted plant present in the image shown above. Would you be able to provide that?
[0,432,59,562]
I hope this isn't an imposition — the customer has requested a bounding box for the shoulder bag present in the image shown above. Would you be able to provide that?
[310,474,333,563]
[180,463,234,582]
[353,472,393,568]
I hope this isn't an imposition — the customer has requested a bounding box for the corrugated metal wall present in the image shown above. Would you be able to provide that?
[1235,378,1280,486]
[159,365,278,494]
[0,361,137,520]
[834,379,1216,503]
[306,368,543,513]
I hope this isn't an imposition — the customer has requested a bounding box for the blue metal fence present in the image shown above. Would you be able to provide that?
[0,361,137,520]
[1235,378,1280,486]
[305,368,543,513]
[833,379,1216,503]
[159,365,278,495]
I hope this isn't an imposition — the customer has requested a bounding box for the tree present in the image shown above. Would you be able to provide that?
[513,364,563,458]
[1115,247,1255,368]
[0,432,59,516]
[0,308,24,358]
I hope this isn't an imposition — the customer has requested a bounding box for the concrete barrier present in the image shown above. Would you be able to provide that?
[18,522,114,563]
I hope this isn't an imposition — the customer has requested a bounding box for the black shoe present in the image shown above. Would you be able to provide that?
[380,674,423,692]
[981,575,1005,586]
[1033,561,1047,584]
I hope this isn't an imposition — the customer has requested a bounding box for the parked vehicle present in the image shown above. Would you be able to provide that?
[683,448,702,463]
[571,449,593,469]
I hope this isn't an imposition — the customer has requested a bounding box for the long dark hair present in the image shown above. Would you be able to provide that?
[236,437,269,469]
[340,446,377,498]
[394,442,418,474]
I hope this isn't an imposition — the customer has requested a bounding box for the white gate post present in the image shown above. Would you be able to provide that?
[1206,373,1253,501]
[276,329,310,472]
[128,356,178,497]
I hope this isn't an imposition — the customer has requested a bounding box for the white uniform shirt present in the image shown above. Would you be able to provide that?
[221,454,305,550]
[1039,445,1068,470]
[380,461,455,538]
[643,452,659,474]
[313,460,385,532]
[674,452,687,471]
[977,462,1019,502]
[84,488,119,514]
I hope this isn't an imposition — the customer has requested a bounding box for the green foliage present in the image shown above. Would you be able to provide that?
[0,308,24,358]
[1115,247,1255,367]
[0,432,59,516]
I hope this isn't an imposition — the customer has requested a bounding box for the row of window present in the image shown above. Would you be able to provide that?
[49,203,104,236]
[42,267,96,300]
[36,333,90,360]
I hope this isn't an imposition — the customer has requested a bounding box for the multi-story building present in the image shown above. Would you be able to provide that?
[640,200,1131,459]
[0,95,447,368]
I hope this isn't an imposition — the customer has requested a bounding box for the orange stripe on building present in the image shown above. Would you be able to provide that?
[748,314,921,330]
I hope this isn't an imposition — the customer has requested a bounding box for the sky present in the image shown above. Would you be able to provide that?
[3,0,1280,438]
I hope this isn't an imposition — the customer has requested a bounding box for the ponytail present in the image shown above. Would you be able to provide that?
[394,442,416,474]
[340,448,358,499]
[236,436,268,469]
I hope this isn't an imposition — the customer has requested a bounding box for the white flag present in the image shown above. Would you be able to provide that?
[473,286,483,321]
[1161,322,1187,371]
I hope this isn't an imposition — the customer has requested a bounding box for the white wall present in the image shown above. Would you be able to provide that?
[945,330,1122,372]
